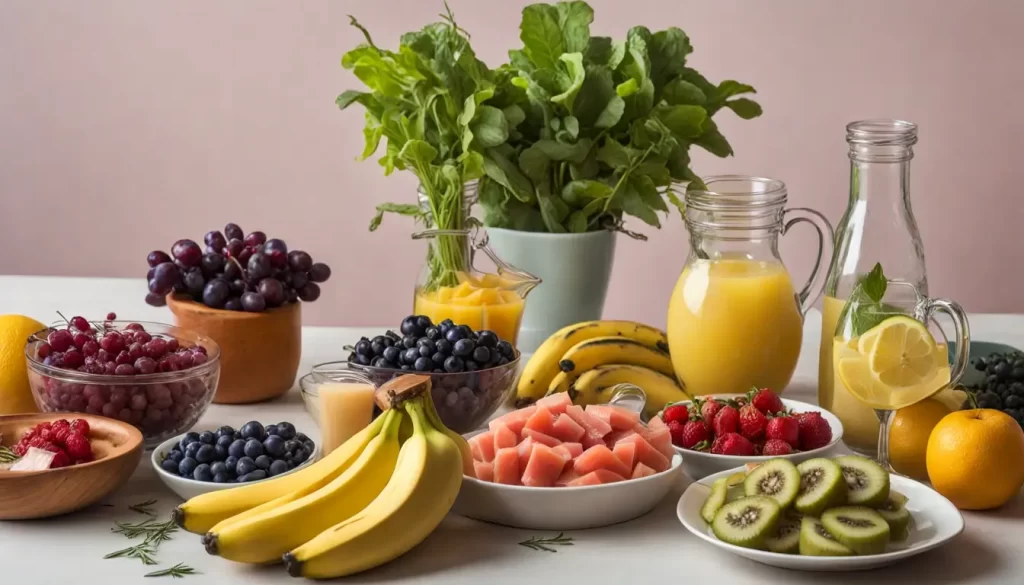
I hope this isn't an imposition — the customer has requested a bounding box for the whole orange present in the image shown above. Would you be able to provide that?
[889,398,951,481]
[926,409,1024,510]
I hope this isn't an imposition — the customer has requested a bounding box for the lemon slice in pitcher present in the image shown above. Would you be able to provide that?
[860,316,939,387]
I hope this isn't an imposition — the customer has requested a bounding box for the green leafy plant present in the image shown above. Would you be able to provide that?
[477,1,762,234]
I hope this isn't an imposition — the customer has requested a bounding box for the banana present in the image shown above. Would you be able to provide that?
[174,412,388,534]
[571,364,690,417]
[515,320,670,406]
[283,397,463,579]
[423,386,475,477]
[546,336,676,396]
[205,409,404,564]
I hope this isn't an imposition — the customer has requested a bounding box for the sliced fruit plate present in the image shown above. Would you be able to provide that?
[676,460,964,571]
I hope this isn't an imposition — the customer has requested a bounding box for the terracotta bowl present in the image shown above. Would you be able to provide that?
[0,413,143,520]
[167,294,301,404]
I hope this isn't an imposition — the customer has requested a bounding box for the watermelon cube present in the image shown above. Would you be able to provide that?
[613,441,636,470]
[522,428,562,447]
[536,392,573,415]
[524,406,558,437]
[565,405,613,437]
[585,404,641,431]
[580,431,606,450]
[604,429,638,447]
[618,434,670,473]
[493,447,520,485]
[643,425,674,459]
[493,422,518,452]
[473,460,494,482]
[521,443,570,487]
[555,466,581,486]
[573,445,632,478]
[489,406,536,436]
[646,416,667,431]
[632,462,657,479]
[517,437,536,471]
[468,431,495,462]
[550,413,586,443]
[567,469,626,487]
[559,442,584,459]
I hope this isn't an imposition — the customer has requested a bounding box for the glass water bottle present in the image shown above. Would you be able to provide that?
[818,120,928,455]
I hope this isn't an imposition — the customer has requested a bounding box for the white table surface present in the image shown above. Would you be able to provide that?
[1,275,1023,584]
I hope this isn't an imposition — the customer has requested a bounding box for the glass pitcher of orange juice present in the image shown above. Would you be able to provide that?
[412,225,540,346]
[667,176,834,396]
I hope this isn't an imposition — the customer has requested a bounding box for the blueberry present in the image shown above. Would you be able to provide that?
[444,356,464,373]
[477,330,498,348]
[276,422,296,440]
[179,431,200,451]
[236,456,257,476]
[254,455,272,470]
[212,471,231,483]
[1006,395,1023,409]
[286,460,297,470]
[425,326,440,340]
[370,337,388,356]
[161,457,179,473]
[283,439,300,453]
[418,344,434,358]
[224,455,239,470]
[445,327,466,343]
[292,447,309,463]
[435,339,452,355]
[244,438,264,459]
[214,444,229,460]
[167,450,183,463]
[402,347,420,364]
[496,340,514,358]
[184,442,201,459]
[400,365,411,370]
[472,346,491,364]
[383,346,401,363]
[228,439,247,458]
[178,457,198,477]
[400,316,420,337]
[453,338,476,357]
[216,434,234,448]
[264,435,286,458]
[193,463,213,482]
[431,351,446,366]
[498,357,510,366]
[457,325,473,338]
[269,459,290,476]
[265,424,279,437]
[355,339,373,358]
[245,469,267,482]
[465,359,479,371]
[240,421,265,440]
[195,444,216,464]
[295,432,309,443]
[199,431,216,444]
[415,315,433,331]
[303,440,315,453]
[414,356,432,372]
[215,425,235,438]
[401,335,418,350]
[210,461,227,476]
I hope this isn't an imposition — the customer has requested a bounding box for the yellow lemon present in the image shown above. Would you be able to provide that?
[861,316,938,387]
[888,398,952,481]
[927,409,1024,510]
[0,315,46,415]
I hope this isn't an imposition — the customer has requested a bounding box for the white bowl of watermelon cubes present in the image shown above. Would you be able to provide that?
[654,388,843,480]
[452,393,683,530]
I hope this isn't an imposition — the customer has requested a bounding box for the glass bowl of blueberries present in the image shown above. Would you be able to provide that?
[151,420,317,499]
[329,315,520,433]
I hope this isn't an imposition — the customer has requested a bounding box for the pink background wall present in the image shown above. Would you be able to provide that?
[2,0,1022,327]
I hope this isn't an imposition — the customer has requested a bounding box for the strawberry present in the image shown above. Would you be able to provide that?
[69,418,90,436]
[765,415,800,447]
[749,387,785,415]
[700,399,723,426]
[662,404,689,426]
[668,420,685,446]
[762,439,794,456]
[797,412,833,450]
[679,420,710,450]
[49,450,72,469]
[64,433,93,461]
[710,432,756,456]
[713,405,739,437]
[738,404,768,440]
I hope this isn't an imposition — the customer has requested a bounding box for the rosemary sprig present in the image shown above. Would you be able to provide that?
[112,517,159,538]
[104,542,158,565]
[0,446,20,463]
[518,533,574,553]
[129,499,158,516]
[145,563,199,578]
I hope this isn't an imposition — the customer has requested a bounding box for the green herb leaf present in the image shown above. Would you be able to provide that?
[662,79,706,105]
[519,5,565,70]
[596,139,633,170]
[860,263,887,302]
[656,104,707,138]
[649,28,692,89]
[534,138,592,163]
[483,148,536,203]
[555,1,594,53]
[145,563,198,579]
[693,119,734,157]
[470,106,510,148]
[725,97,763,120]
[619,179,661,227]
[551,53,586,113]
[129,500,158,516]
[519,532,574,553]
[368,203,424,232]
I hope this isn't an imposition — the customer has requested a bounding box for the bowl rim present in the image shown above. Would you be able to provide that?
[308,354,521,384]
[665,395,845,460]
[25,320,221,384]
[149,430,320,488]
[460,452,683,491]
[0,413,144,478]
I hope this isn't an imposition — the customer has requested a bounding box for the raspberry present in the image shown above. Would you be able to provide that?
[70,419,90,436]
[713,405,739,436]
[762,439,794,456]
[662,404,689,426]
[765,415,800,447]
[12,443,27,457]
[710,432,756,456]
[797,412,833,451]
[36,428,54,443]
[738,404,768,440]
[51,424,72,446]
[749,387,785,415]
[49,450,72,468]
[679,420,710,450]
[64,433,93,461]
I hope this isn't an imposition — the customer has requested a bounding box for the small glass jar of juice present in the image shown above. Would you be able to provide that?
[411,227,540,346]
[666,176,834,396]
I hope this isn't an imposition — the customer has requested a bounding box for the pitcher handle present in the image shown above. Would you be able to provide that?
[782,207,835,316]
[918,298,972,387]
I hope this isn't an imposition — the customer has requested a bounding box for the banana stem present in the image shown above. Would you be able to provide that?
[374,374,432,410]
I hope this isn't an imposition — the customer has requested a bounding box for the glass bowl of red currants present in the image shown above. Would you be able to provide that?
[24,315,221,449]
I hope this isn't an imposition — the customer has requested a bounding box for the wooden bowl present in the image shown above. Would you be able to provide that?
[0,413,143,520]
[167,294,301,404]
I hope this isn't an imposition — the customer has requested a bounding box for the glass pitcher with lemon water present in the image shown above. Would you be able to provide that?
[667,176,834,396]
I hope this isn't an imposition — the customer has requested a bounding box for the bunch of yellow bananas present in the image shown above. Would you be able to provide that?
[173,376,471,579]
[516,320,690,417]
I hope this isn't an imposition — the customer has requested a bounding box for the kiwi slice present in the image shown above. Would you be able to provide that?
[799,516,854,556]
[744,458,801,509]
[835,455,890,508]
[711,496,781,549]
[701,478,729,524]
[794,458,847,515]
[764,514,801,554]
[725,471,747,502]
[821,506,891,555]
[877,490,911,541]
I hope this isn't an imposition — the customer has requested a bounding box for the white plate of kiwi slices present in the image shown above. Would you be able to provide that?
[677,455,965,571]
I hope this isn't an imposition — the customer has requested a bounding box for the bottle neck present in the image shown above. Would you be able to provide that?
[848,156,912,209]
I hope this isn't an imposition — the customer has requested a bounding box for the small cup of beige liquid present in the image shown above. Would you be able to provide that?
[307,365,378,455]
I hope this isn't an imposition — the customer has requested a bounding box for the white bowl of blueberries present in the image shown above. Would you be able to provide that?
[151,420,318,500]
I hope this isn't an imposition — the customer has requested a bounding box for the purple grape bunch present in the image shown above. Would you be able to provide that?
[144,223,331,312]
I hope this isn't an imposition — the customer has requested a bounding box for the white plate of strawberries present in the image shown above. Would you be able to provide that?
[650,389,844,480]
